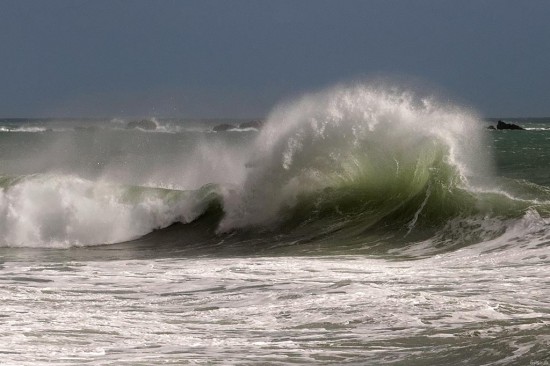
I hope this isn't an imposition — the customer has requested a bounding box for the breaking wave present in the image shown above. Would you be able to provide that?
[0,175,219,248]
[1,83,549,252]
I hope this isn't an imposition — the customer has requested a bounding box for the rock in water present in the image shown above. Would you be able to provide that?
[212,123,235,132]
[496,120,524,130]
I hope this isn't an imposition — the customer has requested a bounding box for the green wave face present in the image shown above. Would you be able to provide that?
[219,84,485,228]
[215,84,550,254]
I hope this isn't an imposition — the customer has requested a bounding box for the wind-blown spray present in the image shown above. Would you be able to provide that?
[219,83,491,231]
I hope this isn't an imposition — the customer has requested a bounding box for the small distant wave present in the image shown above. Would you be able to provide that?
[226,127,260,133]
[0,126,50,133]
[524,127,550,131]
[0,119,252,135]
[115,118,210,134]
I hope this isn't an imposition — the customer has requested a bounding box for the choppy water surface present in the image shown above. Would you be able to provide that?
[1,85,549,364]
[1,250,549,365]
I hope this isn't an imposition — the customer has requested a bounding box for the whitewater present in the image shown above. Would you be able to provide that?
[0,84,549,365]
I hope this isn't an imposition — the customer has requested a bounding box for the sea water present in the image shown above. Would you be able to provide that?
[0,84,549,364]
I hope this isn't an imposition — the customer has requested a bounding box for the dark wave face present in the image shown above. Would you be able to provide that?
[1,84,549,257]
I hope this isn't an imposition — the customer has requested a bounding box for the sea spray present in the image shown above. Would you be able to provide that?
[219,83,491,231]
[0,174,218,247]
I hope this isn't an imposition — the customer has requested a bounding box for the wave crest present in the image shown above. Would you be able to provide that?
[219,83,491,231]
[0,175,218,248]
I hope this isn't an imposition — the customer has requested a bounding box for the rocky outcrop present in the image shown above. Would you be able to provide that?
[126,119,157,130]
[496,120,524,130]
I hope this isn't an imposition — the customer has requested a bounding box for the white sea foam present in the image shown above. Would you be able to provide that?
[0,253,547,364]
[0,175,211,248]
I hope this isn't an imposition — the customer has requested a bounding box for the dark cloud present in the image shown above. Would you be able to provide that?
[0,0,548,117]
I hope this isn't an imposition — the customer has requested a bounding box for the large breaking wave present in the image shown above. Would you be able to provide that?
[220,84,490,229]
[1,83,549,251]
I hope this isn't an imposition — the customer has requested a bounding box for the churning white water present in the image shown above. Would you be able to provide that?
[1,244,548,364]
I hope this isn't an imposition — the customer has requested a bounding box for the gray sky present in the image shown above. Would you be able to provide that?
[1,0,548,118]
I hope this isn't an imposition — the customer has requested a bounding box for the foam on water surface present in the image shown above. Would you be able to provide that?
[0,251,548,364]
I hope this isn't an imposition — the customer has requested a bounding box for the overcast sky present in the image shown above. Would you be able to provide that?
[1,0,548,118]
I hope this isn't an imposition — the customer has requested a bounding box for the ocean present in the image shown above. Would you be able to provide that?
[0,85,549,365]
